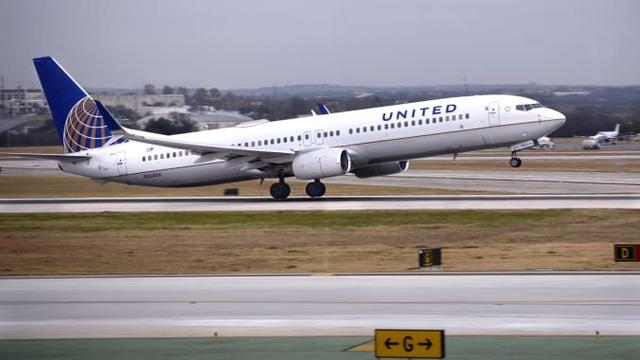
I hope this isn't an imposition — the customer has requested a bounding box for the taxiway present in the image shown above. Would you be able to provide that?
[1,273,638,339]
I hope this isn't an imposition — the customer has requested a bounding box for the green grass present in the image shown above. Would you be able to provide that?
[0,210,568,233]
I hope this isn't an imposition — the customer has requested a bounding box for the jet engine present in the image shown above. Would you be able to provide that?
[352,161,409,178]
[292,148,351,180]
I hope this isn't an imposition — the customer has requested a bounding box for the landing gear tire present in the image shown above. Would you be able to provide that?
[509,157,522,168]
[305,180,326,198]
[270,182,291,200]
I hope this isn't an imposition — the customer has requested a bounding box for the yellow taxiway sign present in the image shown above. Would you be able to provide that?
[375,329,445,358]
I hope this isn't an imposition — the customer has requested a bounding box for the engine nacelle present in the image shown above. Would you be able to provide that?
[353,161,409,178]
[292,148,351,180]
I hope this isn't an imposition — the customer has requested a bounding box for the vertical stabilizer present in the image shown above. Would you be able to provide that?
[33,56,116,153]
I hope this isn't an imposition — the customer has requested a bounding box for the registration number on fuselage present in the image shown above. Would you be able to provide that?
[143,172,162,179]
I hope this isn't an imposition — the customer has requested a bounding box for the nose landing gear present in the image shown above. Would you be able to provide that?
[509,151,522,168]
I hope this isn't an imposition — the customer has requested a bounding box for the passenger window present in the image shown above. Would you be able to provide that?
[370,126,374,131]
[160,154,164,159]
[142,157,145,162]
[290,136,294,142]
[173,152,177,157]
[283,137,287,143]
[324,132,328,137]
[270,139,274,144]
[466,113,470,119]
[411,120,415,126]
[336,130,340,136]
[277,138,281,143]
[397,122,402,128]
[362,127,366,133]
[305,134,309,139]
[179,151,183,156]
[418,120,422,125]
[384,124,389,129]
[390,123,395,129]
[298,135,302,141]
[258,141,262,146]
[154,154,158,160]
[377,125,382,130]
[349,129,353,134]
[439,117,443,122]
[446,116,449,122]
[356,128,360,133]
[404,121,409,127]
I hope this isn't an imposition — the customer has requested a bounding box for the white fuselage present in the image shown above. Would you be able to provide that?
[60,94,565,187]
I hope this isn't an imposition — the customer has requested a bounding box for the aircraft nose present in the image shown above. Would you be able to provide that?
[550,108,566,125]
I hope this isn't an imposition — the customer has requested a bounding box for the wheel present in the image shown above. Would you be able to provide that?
[509,157,522,168]
[270,182,291,199]
[305,180,326,198]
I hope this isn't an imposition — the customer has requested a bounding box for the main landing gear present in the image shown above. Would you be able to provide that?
[509,151,522,168]
[269,178,327,200]
[305,179,326,198]
[270,178,291,200]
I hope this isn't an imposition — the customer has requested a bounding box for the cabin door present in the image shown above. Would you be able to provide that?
[487,102,500,126]
[314,129,324,145]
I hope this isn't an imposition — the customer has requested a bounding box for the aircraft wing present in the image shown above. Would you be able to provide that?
[0,152,91,161]
[122,127,295,157]
[95,101,294,158]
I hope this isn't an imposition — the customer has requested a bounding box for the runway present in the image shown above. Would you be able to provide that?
[1,273,639,339]
[1,194,640,212]
[328,170,640,194]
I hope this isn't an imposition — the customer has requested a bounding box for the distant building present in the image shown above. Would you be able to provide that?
[94,94,186,116]
[1,88,47,116]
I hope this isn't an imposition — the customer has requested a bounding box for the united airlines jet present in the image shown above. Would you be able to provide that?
[3,57,566,199]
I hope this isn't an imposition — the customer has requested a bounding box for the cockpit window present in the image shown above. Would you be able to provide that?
[516,103,543,111]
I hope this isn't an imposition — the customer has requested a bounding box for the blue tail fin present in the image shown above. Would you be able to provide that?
[33,56,116,153]
[317,103,331,115]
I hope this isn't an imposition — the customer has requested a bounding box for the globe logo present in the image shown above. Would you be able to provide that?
[63,96,112,153]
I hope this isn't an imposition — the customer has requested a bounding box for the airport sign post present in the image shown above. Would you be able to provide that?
[375,329,445,359]
[419,248,442,268]
[614,244,640,262]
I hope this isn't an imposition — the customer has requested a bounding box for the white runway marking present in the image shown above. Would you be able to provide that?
[1,194,639,212]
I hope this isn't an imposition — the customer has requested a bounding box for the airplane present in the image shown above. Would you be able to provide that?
[582,123,620,149]
[0,56,566,199]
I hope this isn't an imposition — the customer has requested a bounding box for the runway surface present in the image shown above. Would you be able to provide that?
[1,194,640,212]
[329,170,640,194]
[1,273,639,339]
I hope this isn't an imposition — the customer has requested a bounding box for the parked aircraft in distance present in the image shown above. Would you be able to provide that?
[1,57,566,199]
[582,124,620,149]
[531,136,556,150]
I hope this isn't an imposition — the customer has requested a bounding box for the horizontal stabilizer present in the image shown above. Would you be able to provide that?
[0,152,91,161]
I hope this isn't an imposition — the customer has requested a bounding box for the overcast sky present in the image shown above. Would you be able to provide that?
[1,0,638,89]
